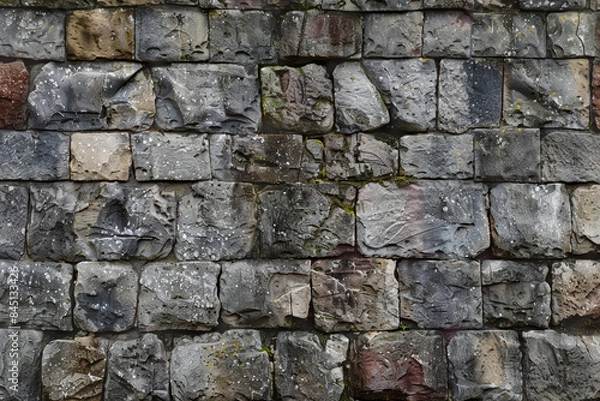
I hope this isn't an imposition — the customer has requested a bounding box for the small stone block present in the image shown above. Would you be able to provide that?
[519,0,587,10]
[71,132,131,181]
[0,185,28,259]
[471,13,512,57]
[0,61,29,130]
[512,13,546,57]
[0,330,44,401]
[363,12,423,58]
[547,12,595,58]
[423,11,472,58]
[571,185,600,254]
[541,130,600,183]
[552,260,600,327]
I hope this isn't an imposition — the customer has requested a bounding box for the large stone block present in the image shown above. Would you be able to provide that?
[153,64,260,133]
[552,260,600,327]
[541,130,600,182]
[220,259,311,328]
[423,11,471,58]
[0,185,28,259]
[547,12,595,57]
[312,258,399,332]
[0,330,44,401]
[357,181,490,258]
[571,185,600,254]
[71,132,132,181]
[0,61,29,130]
[363,12,422,58]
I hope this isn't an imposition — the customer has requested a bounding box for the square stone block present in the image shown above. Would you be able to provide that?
[71,132,131,181]
[423,11,471,58]
[547,12,595,58]
[471,13,512,57]
[541,130,600,183]
[363,12,422,58]
[0,61,29,130]
[552,260,600,327]
[0,185,28,260]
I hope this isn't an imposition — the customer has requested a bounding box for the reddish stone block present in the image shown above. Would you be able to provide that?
[0,61,29,130]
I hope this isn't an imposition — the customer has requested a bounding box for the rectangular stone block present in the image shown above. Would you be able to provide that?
[423,11,471,58]
[541,130,600,182]
[70,132,131,181]
[0,185,27,260]
[0,61,29,130]
[0,330,44,401]
[595,60,600,129]
[22,0,95,6]
[322,0,421,10]
[552,260,600,327]
[363,12,423,58]
[547,12,595,57]
[571,185,600,254]
[519,0,588,10]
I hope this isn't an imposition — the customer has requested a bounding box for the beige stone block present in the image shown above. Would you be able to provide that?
[71,132,131,181]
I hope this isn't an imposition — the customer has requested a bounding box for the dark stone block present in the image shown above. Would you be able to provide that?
[0,330,44,401]
[0,185,28,260]
[541,130,600,182]
[0,61,29,130]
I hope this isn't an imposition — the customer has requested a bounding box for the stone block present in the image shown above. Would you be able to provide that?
[322,0,421,10]
[357,181,490,258]
[423,11,471,58]
[153,64,260,133]
[257,183,355,258]
[138,262,221,331]
[0,261,73,331]
[71,132,132,181]
[132,132,211,181]
[363,59,437,132]
[504,59,589,129]
[512,13,546,57]
[398,259,483,329]
[220,259,311,328]
[474,0,518,9]
[176,181,257,261]
[0,185,28,259]
[0,330,44,401]
[261,64,333,133]
[67,8,134,60]
[471,13,512,57]
[135,6,208,61]
[482,260,551,328]
[552,260,600,327]
[474,127,541,182]
[100,0,161,4]
[447,331,523,401]
[400,133,474,179]
[595,60,600,129]
[571,185,600,254]
[519,0,587,10]
[363,12,423,58]
[300,138,325,181]
[547,12,595,57]
[0,61,29,130]
[425,0,474,7]
[438,59,503,133]
[275,332,348,401]
[541,130,600,182]
[21,0,94,6]
[490,183,571,257]
[349,331,448,400]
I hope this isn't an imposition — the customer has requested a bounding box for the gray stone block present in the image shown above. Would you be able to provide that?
[0,61,29,130]
[0,261,73,331]
[552,260,600,327]
[519,0,587,10]
[471,13,512,57]
[0,185,28,260]
[490,183,571,257]
[425,0,474,7]
[398,259,483,329]
[70,132,132,181]
[21,0,94,6]
[423,11,472,58]
[312,258,399,332]
[300,138,325,181]
[220,259,311,328]
[322,0,421,10]
[357,181,490,258]
[547,12,595,57]
[541,130,600,182]
[571,185,600,254]
[513,13,546,57]
[0,330,44,401]
[363,12,423,58]
[153,63,260,134]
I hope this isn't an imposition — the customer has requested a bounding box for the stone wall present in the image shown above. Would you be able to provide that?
[0,0,600,400]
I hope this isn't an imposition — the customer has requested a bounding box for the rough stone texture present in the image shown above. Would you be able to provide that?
[42,336,109,401]
[153,63,260,133]
[104,334,170,401]
[278,11,362,59]
[70,132,132,181]
[220,259,311,328]
[66,8,134,60]
[490,183,571,258]
[424,0,474,8]
[0,329,44,401]
[447,331,523,401]
[0,261,73,330]
[300,138,325,181]
[474,127,541,182]
[571,185,600,254]
[323,133,398,180]
[322,0,421,10]
[482,260,551,328]
[0,185,28,259]
[257,183,355,258]
[363,59,437,132]
[547,12,595,57]
[541,130,600,182]
[210,133,303,183]
[176,181,257,261]
[132,131,211,181]
[512,13,546,57]
[357,180,490,259]
[275,332,348,401]
[363,12,422,58]
[471,13,512,57]
[519,0,587,10]
[398,259,483,329]
[74,262,138,332]
[28,62,155,131]
[261,64,334,133]
[400,133,474,179]
[504,59,589,129]
[552,260,600,327]
[423,11,472,58]
[138,262,221,331]
[20,0,94,7]
[595,60,600,130]
[171,330,272,401]
[135,6,209,61]
[438,59,503,133]
[0,61,29,130]
[349,331,448,400]
[0,9,65,60]
[523,330,600,401]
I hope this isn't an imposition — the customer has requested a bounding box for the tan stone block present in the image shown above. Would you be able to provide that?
[71,132,132,181]
[0,61,29,130]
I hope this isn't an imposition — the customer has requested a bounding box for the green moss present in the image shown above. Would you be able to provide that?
[260,344,273,358]
[331,197,355,216]
[393,172,416,187]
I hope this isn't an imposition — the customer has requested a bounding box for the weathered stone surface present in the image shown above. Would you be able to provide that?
[0,186,28,259]
[0,330,44,401]
[490,183,571,257]
[153,64,260,133]
[176,181,256,261]
[571,185,600,254]
[21,0,94,7]
[519,0,587,10]
[357,180,490,258]
[398,259,483,329]
[105,334,170,401]
[363,59,437,132]
[0,261,73,330]
[438,59,503,133]
[363,12,422,58]
[523,331,600,401]
[482,260,551,328]
[278,11,362,59]
[71,132,132,181]
[424,0,474,8]
[275,332,348,401]
[400,133,474,179]
[471,13,512,56]
[258,183,355,258]
[135,6,208,61]
[324,133,398,180]
[512,13,546,57]
[100,0,161,4]
[0,9,65,60]
[541,130,600,182]
[132,132,211,181]
[29,62,155,131]
[423,11,471,58]
[0,61,29,130]
[300,138,325,181]
[138,262,221,331]
[547,12,594,57]
[220,259,311,328]
[349,331,448,400]
[474,0,517,9]
[448,331,523,401]
[504,59,589,129]
[552,260,600,327]
[261,64,333,133]
[474,127,540,182]
[171,330,272,401]
[67,8,134,60]
[42,336,109,401]
[595,60,600,130]
[322,0,421,10]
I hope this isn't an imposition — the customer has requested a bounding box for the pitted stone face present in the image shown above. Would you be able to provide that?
[0,185,28,259]
[0,61,29,130]
[0,330,44,400]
